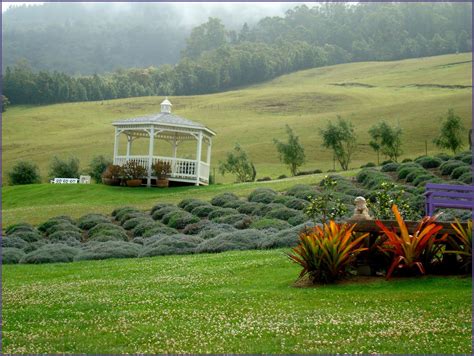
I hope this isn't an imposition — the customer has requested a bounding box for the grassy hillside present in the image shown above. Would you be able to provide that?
[2,249,471,354]
[2,53,472,183]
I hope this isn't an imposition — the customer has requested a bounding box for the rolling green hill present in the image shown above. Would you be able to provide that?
[2,53,472,184]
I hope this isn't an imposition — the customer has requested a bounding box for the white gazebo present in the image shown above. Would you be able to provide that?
[112,98,215,186]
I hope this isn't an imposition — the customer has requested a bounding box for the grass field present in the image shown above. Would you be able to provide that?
[2,53,472,183]
[1,170,358,226]
[2,249,471,354]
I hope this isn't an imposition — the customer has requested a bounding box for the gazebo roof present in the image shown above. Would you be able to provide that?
[113,110,215,136]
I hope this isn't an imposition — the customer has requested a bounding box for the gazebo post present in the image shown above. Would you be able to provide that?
[147,127,155,187]
[126,135,132,159]
[206,137,212,164]
[195,131,203,186]
[172,133,178,175]
[113,128,119,164]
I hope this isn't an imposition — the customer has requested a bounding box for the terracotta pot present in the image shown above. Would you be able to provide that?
[126,179,142,187]
[156,178,169,188]
[102,177,120,186]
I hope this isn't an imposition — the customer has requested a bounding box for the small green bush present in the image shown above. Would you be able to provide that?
[9,230,42,243]
[21,243,80,264]
[2,247,26,264]
[208,208,239,220]
[191,205,219,218]
[5,223,36,235]
[45,223,82,236]
[248,188,277,204]
[401,158,413,163]
[450,165,471,180]
[222,199,245,209]
[434,153,451,161]
[440,160,466,176]
[237,202,264,215]
[272,195,292,205]
[198,223,237,240]
[287,213,308,226]
[284,198,309,211]
[196,229,269,253]
[460,155,472,165]
[381,162,400,172]
[210,192,239,207]
[182,220,213,235]
[49,156,80,179]
[112,206,139,219]
[8,161,41,185]
[75,241,141,261]
[152,206,180,221]
[177,198,200,210]
[2,236,29,250]
[414,156,443,168]
[142,225,178,238]
[250,218,291,231]
[397,165,421,180]
[150,202,174,215]
[253,203,287,217]
[77,214,110,230]
[88,155,112,183]
[405,170,426,183]
[166,211,200,230]
[458,171,472,184]
[360,162,376,168]
[213,213,249,226]
[182,200,211,213]
[48,230,82,245]
[265,207,301,221]
[38,216,75,233]
[88,223,128,241]
[259,224,313,249]
[139,234,203,257]
[132,220,162,237]
[412,174,435,187]
[123,216,153,230]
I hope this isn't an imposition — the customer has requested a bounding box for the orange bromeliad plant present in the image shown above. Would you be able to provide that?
[287,221,369,284]
[375,205,447,279]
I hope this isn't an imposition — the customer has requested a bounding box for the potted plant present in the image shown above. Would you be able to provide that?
[153,160,172,187]
[120,160,146,187]
[101,164,122,186]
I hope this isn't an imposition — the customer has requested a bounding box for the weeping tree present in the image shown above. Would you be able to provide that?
[273,125,306,176]
[218,143,256,183]
[319,116,357,171]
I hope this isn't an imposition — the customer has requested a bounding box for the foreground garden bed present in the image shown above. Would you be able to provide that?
[2,249,471,354]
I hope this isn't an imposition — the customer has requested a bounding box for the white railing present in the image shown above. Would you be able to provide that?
[114,155,202,180]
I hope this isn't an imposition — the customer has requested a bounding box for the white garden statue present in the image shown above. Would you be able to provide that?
[351,196,372,220]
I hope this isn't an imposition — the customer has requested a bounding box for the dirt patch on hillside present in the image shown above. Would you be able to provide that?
[330,82,376,88]
[404,83,472,90]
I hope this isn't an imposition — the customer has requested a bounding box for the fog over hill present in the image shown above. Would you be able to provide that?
[2,2,299,74]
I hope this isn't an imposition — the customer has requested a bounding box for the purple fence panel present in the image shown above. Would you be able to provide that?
[424,183,474,216]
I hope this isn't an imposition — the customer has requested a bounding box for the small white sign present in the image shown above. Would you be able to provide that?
[52,178,79,184]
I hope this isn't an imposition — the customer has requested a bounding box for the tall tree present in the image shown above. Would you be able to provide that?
[433,109,465,154]
[183,17,228,59]
[273,125,306,176]
[369,121,403,163]
[319,116,357,171]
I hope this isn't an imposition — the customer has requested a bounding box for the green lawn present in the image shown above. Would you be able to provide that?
[2,249,471,354]
[2,53,472,183]
[1,170,358,226]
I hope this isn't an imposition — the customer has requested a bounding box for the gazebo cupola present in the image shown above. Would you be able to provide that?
[112,97,216,187]
[160,97,172,114]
